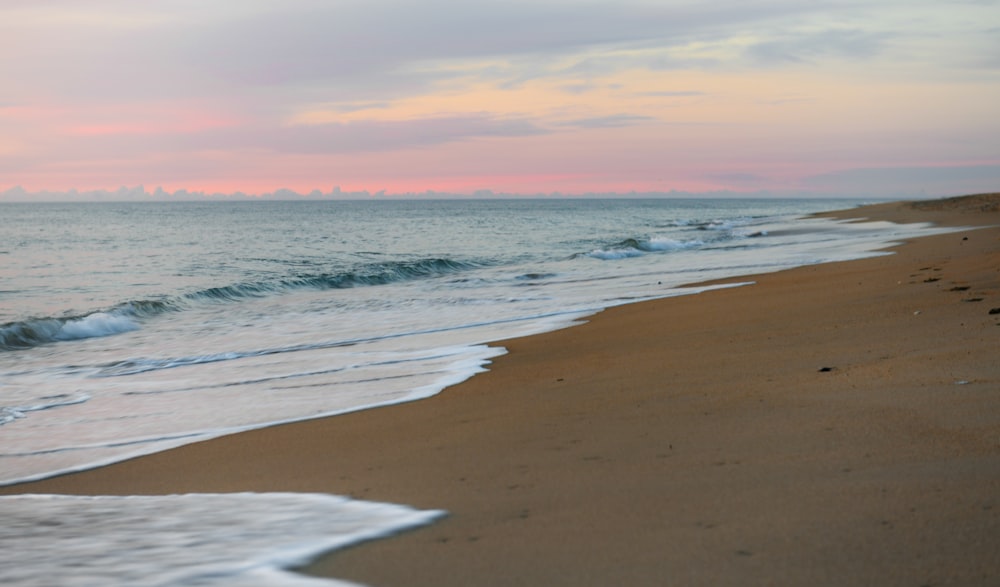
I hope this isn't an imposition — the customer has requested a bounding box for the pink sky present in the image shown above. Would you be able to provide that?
[2,1,999,198]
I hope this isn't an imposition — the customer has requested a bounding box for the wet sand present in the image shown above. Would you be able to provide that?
[5,194,999,586]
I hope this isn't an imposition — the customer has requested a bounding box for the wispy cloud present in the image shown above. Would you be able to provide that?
[558,114,658,129]
[2,0,999,194]
[746,29,892,64]
[639,91,707,97]
[24,114,549,161]
[234,115,550,154]
[804,165,1000,196]
[0,1,883,104]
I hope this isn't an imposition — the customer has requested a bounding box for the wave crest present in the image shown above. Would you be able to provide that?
[582,236,704,260]
[0,313,140,351]
[185,257,480,303]
[1,257,482,352]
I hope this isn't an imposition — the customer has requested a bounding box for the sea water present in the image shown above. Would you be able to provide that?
[0,198,955,585]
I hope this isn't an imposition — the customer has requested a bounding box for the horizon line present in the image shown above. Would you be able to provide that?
[0,184,958,203]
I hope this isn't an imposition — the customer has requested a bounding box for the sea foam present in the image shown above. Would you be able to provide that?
[0,493,444,587]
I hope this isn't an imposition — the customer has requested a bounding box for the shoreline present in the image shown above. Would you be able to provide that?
[4,195,999,586]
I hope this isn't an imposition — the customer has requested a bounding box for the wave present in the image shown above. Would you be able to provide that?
[0,257,482,352]
[184,257,480,303]
[582,236,704,260]
[655,216,759,230]
[580,219,775,261]
[0,297,187,351]
[0,312,141,351]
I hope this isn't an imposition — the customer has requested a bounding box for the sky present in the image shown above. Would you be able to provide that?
[2,0,999,198]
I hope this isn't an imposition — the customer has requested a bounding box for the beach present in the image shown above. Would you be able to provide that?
[4,195,999,586]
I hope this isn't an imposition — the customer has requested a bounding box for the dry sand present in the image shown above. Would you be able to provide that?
[4,194,999,586]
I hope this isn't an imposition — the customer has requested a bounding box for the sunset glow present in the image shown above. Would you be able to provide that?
[2,0,998,198]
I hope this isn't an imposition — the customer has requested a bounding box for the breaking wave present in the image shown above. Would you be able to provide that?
[0,313,142,351]
[583,236,705,260]
[0,257,482,352]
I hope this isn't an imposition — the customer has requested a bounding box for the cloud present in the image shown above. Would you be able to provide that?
[557,114,658,129]
[26,114,549,161]
[4,1,999,195]
[746,29,891,64]
[10,2,984,132]
[328,102,392,114]
[709,172,770,184]
[640,91,707,97]
[804,165,1000,196]
[253,115,550,154]
[0,1,849,104]
[559,83,600,95]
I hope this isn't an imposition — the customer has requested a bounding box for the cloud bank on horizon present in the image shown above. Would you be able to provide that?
[1,0,998,198]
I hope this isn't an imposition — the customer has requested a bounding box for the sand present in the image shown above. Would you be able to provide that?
[4,194,999,586]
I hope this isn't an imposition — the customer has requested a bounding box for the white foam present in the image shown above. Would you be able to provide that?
[0,392,91,426]
[643,236,703,251]
[587,247,643,260]
[55,312,139,341]
[0,492,444,587]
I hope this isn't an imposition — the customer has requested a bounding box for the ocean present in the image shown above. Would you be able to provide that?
[0,198,954,585]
